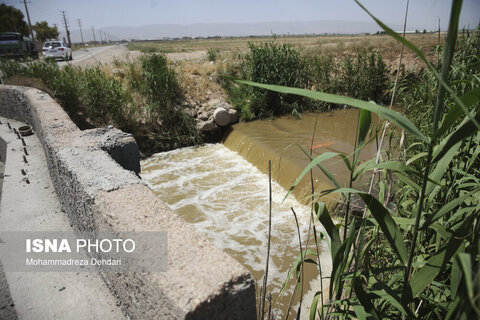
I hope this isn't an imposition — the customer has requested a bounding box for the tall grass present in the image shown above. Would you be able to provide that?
[240,41,311,118]
[233,1,479,319]
[309,49,388,103]
[139,54,179,122]
[0,54,201,153]
[81,67,128,124]
[223,41,389,120]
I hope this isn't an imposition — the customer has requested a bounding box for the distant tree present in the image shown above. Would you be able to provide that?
[33,21,59,41]
[0,4,29,36]
[423,29,427,34]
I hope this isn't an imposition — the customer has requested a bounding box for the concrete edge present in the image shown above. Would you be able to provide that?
[0,85,256,319]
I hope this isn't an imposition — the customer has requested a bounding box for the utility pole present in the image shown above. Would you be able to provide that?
[437,17,441,66]
[77,19,85,46]
[91,26,96,44]
[22,0,35,40]
[98,30,103,45]
[438,18,441,45]
[437,17,440,66]
[61,11,72,47]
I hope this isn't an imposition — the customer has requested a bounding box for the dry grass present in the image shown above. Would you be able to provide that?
[122,33,444,105]
[99,52,228,107]
[175,59,228,105]
[128,33,442,62]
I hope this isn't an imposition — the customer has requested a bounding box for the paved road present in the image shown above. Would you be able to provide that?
[56,45,117,67]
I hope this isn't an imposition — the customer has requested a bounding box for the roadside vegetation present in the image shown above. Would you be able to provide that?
[0,55,200,154]
[241,2,479,319]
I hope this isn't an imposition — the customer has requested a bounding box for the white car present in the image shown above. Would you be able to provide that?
[42,41,72,60]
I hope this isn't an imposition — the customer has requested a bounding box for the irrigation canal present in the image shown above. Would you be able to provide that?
[140,109,379,316]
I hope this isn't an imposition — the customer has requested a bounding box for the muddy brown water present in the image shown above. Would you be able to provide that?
[141,109,379,317]
[222,109,379,205]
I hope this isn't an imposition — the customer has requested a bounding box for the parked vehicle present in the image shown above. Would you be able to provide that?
[0,32,38,59]
[42,41,72,60]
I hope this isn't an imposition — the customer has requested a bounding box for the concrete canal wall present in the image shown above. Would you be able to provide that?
[0,85,256,319]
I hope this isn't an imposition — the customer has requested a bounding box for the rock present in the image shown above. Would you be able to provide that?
[228,109,239,123]
[213,107,230,126]
[197,119,217,132]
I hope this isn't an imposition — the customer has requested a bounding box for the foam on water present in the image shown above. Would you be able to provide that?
[141,143,316,290]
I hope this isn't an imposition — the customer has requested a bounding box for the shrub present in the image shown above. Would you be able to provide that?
[125,60,142,92]
[309,49,388,103]
[79,67,128,125]
[51,65,81,114]
[0,55,200,153]
[309,54,338,94]
[341,49,388,101]
[399,30,480,134]
[224,44,389,120]
[206,48,219,62]
[225,82,256,121]
[223,41,311,120]
[137,54,200,149]
[139,54,179,122]
[245,41,310,118]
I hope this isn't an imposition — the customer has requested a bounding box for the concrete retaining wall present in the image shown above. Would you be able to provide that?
[0,85,256,319]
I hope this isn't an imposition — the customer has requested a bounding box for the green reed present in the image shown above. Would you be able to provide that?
[233,0,479,318]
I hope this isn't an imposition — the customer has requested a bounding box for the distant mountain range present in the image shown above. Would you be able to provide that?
[59,20,401,43]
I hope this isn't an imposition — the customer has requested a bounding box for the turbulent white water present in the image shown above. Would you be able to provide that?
[140,109,383,316]
[141,143,318,291]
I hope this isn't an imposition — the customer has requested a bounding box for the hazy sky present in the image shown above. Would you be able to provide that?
[2,0,480,32]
